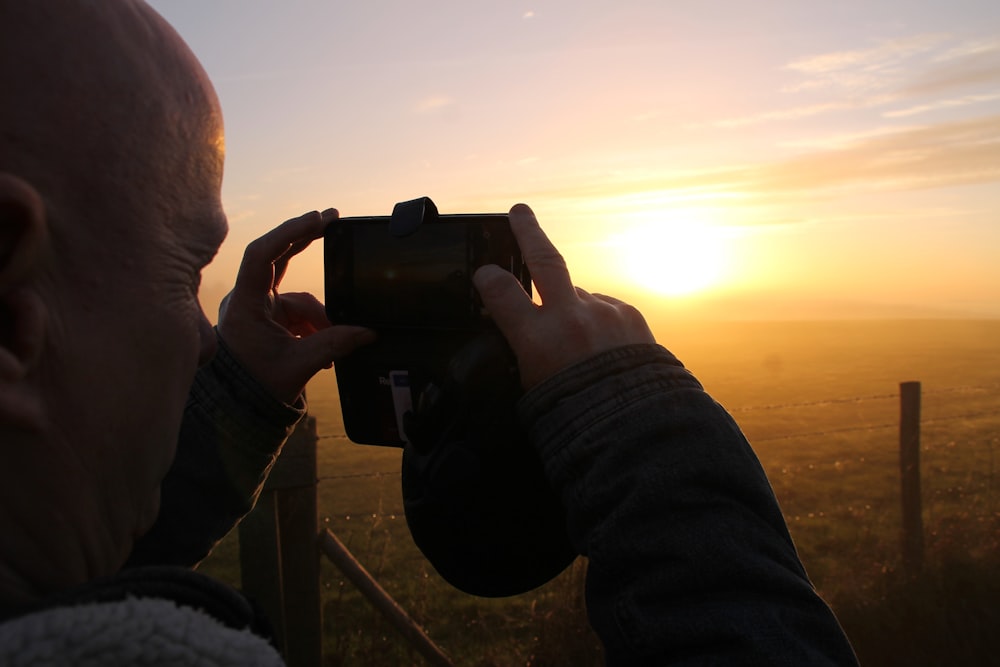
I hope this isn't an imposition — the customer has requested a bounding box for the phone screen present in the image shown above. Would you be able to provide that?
[325,214,528,330]
[352,222,475,325]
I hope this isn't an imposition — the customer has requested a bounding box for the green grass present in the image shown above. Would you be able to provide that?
[197,319,1000,666]
[834,552,1000,667]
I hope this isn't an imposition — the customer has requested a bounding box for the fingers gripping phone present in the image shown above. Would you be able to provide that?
[324,197,531,446]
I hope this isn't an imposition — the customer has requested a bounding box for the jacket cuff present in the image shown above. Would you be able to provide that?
[188,329,306,456]
[517,344,700,459]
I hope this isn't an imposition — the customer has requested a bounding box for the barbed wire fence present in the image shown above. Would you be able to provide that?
[313,382,999,480]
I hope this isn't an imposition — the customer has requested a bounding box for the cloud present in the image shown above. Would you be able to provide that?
[715,33,1000,129]
[706,115,1000,200]
[224,209,257,225]
[777,125,921,151]
[883,92,1000,118]
[777,34,952,104]
[785,33,949,76]
[787,33,1000,101]
[518,115,1000,215]
[900,49,1000,97]
[933,38,1000,63]
[713,102,853,128]
[261,165,313,183]
[414,95,456,113]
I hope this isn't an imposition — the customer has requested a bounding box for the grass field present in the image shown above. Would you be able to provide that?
[198,319,1000,666]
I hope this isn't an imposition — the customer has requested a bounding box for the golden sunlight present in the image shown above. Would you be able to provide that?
[612,212,731,297]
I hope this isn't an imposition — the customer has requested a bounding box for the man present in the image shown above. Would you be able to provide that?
[0,1,858,664]
[0,1,370,662]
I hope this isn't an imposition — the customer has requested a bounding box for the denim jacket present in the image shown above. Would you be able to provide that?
[132,337,858,665]
[519,344,859,665]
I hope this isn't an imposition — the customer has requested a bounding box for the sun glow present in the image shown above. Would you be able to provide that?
[612,212,731,297]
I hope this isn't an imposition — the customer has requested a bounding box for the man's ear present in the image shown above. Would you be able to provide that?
[0,173,49,382]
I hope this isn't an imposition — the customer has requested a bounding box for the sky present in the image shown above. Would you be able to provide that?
[147,0,1000,322]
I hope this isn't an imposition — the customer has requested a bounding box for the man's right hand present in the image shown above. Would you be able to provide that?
[473,204,656,390]
[218,209,375,404]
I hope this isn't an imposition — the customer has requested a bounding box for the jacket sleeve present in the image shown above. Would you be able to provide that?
[518,344,858,666]
[125,330,306,568]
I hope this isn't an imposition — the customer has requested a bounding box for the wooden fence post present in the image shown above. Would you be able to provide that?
[899,381,924,573]
[240,416,323,667]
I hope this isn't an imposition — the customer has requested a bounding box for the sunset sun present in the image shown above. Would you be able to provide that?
[613,215,730,297]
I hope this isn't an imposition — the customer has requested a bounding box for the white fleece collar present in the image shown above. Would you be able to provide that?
[0,596,283,666]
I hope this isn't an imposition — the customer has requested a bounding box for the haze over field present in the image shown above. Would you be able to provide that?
[149,1,1000,322]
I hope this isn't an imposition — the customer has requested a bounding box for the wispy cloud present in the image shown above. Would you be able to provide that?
[713,102,852,128]
[883,92,1000,118]
[900,49,1000,97]
[933,38,1000,63]
[261,165,313,183]
[690,116,1000,200]
[776,125,921,151]
[711,32,1000,130]
[514,115,1000,218]
[748,115,1000,193]
[414,95,455,113]
[786,33,949,76]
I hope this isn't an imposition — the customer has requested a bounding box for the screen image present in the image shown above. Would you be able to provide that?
[352,223,479,326]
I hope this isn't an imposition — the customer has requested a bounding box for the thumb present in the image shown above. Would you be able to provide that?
[473,264,535,344]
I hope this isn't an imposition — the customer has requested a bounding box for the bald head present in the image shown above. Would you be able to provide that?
[0,0,224,253]
[0,1,231,604]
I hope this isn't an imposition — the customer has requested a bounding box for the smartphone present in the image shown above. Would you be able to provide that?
[324,198,530,446]
[325,212,529,330]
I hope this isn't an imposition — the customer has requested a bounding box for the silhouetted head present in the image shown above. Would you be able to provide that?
[0,0,228,608]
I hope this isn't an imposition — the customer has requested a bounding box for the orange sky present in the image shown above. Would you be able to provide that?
[149,1,1000,322]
